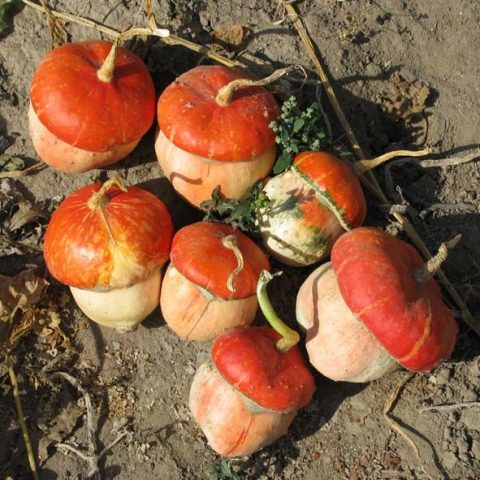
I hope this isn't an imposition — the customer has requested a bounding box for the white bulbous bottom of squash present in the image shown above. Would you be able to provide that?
[28,103,139,173]
[296,262,398,382]
[70,268,162,333]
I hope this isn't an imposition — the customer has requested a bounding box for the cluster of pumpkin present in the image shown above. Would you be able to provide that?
[31,39,458,457]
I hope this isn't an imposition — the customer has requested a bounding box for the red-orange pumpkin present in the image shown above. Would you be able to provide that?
[296,227,458,382]
[155,65,280,207]
[44,178,173,332]
[189,327,315,456]
[258,151,367,266]
[29,40,155,172]
[160,221,269,340]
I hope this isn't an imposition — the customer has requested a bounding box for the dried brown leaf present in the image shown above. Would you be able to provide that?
[0,268,48,347]
[8,200,45,231]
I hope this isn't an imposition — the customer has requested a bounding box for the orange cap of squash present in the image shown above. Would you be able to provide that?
[331,227,458,371]
[292,151,367,229]
[31,41,155,152]
[157,65,280,162]
[212,326,315,412]
[170,222,269,299]
[44,180,173,290]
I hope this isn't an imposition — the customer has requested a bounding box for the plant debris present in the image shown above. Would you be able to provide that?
[0,268,48,348]
[38,401,84,463]
[0,154,24,172]
[208,459,245,480]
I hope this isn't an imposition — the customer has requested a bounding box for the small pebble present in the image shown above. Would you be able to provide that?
[460,410,480,431]
[444,427,454,440]
[435,368,452,385]
[456,436,469,456]
[443,451,458,470]
[471,439,480,459]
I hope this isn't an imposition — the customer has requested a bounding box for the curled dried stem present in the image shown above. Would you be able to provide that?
[87,177,127,210]
[97,26,169,83]
[216,66,296,106]
[222,235,244,292]
[354,147,433,175]
[383,372,433,479]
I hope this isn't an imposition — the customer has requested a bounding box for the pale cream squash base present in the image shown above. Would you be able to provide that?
[296,262,398,382]
[28,103,139,172]
[155,130,275,208]
[70,268,162,333]
[160,264,258,341]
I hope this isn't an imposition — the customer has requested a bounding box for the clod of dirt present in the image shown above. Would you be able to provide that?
[212,24,249,47]
[378,73,433,121]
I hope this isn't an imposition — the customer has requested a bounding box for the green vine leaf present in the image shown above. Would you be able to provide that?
[0,0,18,35]
[207,459,244,480]
[269,95,329,174]
[200,182,269,234]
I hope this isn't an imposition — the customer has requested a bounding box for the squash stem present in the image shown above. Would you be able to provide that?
[256,270,300,352]
[215,66,296,106]
[222,235,244,293]
[87,177,127,211]
[354,148,433,175]
[97,27,170,83]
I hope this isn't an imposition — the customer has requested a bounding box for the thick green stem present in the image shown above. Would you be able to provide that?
[5,353,39,480]
[256,270,300,352]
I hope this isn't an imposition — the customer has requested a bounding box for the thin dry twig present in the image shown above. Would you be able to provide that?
[281,1,479,337]
[52,372,129,479]
[419,151,480,168]
[5,352,40,480]
[0,161,47,179]
[143,0,158,30]
[22,0,247,70]
[418,401,480,413]
[383,372,433,479]
[419,203,476,219]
